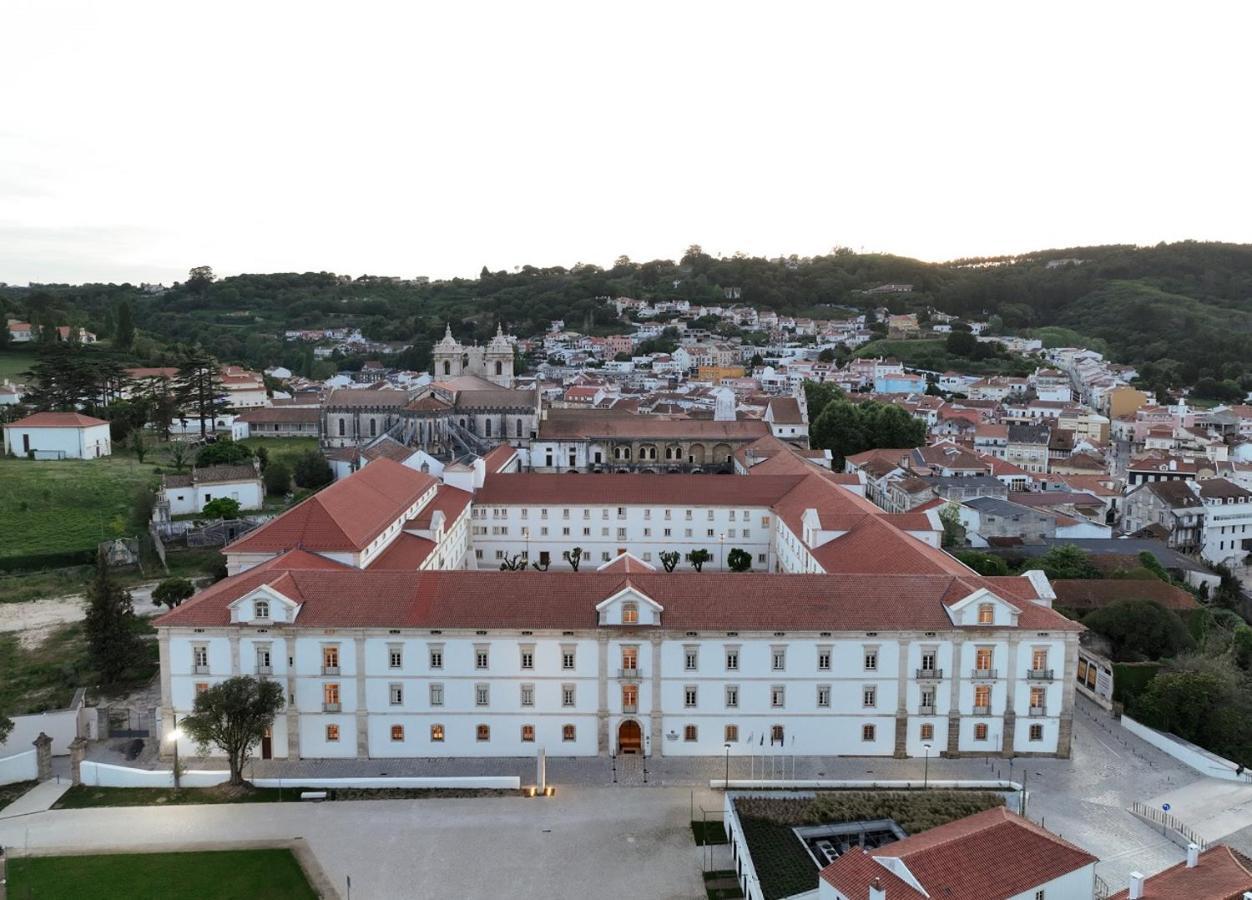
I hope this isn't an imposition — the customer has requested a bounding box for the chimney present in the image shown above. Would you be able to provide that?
[869,877,886,900]
[1187,843,1200,868]
[1128,872,1145,900]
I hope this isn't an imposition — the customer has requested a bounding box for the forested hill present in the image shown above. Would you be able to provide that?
[1,241,1250,392]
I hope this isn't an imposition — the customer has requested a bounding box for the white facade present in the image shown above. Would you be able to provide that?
[160,579,1075,762]
[472,502,776,572]
[163,478,264,516]
[3,421,111,459]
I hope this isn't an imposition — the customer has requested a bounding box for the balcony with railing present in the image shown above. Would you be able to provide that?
[915,668,943,680]
[972,704,991,716]
[970,668,998,680]
[192,664,210,675]
[622,703,638,714]
[618,668,642,680]
[1026,668,1054,681]
[323,701,341,712]
[1028,705,1047,717]
[917,705,935,716]
[322,665,340,676]
[257,665,273,676]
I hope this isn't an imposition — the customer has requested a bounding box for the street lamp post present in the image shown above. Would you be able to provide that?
[922,741,932,790]
[522,527,530,566]
[724,742,732,789]
[169,712,182,790]
[719,532,726,571]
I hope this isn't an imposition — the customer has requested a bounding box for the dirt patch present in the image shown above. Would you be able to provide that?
[0,595,87,648]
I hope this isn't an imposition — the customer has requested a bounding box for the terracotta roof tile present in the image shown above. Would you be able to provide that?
[6,412,108,428]
[1109,844,1252,899]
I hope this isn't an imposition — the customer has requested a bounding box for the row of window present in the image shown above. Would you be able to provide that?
[476,526,757,540]
[325,682,581,708]
[324,723,578,744]
[478,507,767,522]
[191,643,1049,679]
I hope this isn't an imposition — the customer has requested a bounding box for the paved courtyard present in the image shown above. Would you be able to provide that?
[13,698,1251,897]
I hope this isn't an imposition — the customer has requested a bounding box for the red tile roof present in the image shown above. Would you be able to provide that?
[365,532,436,570]
[226,458,435,554]
[6,411,109,428]
[822,807,1096,900]
[154,566,1078,632]
[1109,845,1252,899]
[1051,578,1200,611]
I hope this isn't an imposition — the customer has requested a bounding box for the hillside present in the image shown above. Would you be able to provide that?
[2,241,1250,393]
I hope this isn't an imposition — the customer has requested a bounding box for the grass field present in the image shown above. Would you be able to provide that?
[5,850,318,900]
[0,348,37,380]
[0,453,162,562]
[0,618,157,714]
[240,436,318,465]
[54,784,293,808]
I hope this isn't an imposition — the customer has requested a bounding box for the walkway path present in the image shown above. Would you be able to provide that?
[0,777,72,820]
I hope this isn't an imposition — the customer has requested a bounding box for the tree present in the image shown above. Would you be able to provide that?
[1082,600,1194,662]
[817,348,836,363]
[196,438,252,467]
[954,550,1009,576]
[727,547,752,572]
[130,429,147,464]
[293,450,332,489]
[180,676,285,786]
[1234,626,1252,671]
[263,460,291,496]
[187,266,215,295]
[168,440,190,472]
[83,554,143,684]
[938,502,965,548]
[803,381,845,422]
[659,551,680,573]
[1035,544,1101,580]
[152,577,195,610]
[945,331,979,356]
[499,553,527,571]
[563,546,583,572]
[174,347,229,438]
[0,710,12,743]
[687,548,711,572]
[115,300,135,350]
[202,497,241,519]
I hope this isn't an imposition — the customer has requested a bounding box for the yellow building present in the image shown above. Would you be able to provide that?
[697,365,746,381]
[1106,386,1148,420]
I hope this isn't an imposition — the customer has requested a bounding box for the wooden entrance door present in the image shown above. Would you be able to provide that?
[618,719,642,754]
[261,727,272,760]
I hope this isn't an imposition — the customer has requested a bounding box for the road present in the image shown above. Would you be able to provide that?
[9,700,1244,898]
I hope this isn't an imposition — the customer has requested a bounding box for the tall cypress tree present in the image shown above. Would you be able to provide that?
[115,300,135,350]
[84,554,143,685]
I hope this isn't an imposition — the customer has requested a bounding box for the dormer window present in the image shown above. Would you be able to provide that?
[622,602,639,624]
[977,603,994,625]
[254,600,270,620]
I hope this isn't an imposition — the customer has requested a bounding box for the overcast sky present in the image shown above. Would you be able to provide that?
[2,1,1250,285]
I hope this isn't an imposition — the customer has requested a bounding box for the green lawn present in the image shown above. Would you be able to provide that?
[0,454,162,565]
[54,784,293,809]
[0,619,157,714]
[240,436,319,465]
[5,850,318,900]
[0,780,37,812]
[0,348,37,380]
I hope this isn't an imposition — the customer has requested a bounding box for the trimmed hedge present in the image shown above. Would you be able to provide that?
[1112,661,1162,706]
[0,548,97,573]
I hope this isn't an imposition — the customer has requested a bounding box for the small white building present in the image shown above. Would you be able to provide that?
[160,462,265,516]
[3,412,112,459]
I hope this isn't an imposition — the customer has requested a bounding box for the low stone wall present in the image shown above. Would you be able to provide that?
[0,750,39,785]
[77,761,519,791]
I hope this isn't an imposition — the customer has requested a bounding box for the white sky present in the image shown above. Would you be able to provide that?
[2,0,1250,285]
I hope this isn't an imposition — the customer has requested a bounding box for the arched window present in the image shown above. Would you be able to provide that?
[485,418,492,437]
[338,419,345,437]
[442,360,451,375]
[495,360,503,376]
[254,600,270,619]
[369,419,377,437]
[622,602,638,624]
[516,418,523,438]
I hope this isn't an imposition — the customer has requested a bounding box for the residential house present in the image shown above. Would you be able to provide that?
[3,412,111,459]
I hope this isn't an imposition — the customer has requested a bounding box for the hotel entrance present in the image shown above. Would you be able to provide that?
[618,719,642,754]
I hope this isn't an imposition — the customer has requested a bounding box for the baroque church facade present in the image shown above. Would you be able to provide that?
[432,324,515,388]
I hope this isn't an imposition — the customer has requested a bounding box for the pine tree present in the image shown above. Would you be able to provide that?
[115,300,135,350]
[83,554,143,684]
[174,347,229,437]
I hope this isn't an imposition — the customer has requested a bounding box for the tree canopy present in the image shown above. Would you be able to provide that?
[180,675,286,785]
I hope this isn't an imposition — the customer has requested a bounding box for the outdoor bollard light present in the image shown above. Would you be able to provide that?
[724,742,732,789]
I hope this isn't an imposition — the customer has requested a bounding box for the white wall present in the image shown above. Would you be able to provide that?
[1122,715,1247,780]
[0,750,39,785]
[164,478,264,515]
[3,424,111,459]
[0,698,85,757]
[77,761,517,790]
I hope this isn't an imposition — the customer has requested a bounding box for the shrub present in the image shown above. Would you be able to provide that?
[292,450,332,489]
[1082,600,1194,662]
[195,438,253,468]
[263,461,292,497]
[201,497,241,520]
[954,550,1009,576]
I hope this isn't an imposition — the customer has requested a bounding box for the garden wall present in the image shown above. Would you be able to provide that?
[1121,715,1247,781]
[76,762,519,790]
[0,750,39,785]
[0,689,90,757]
